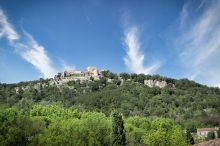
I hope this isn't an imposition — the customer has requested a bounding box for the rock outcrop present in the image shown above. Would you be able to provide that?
[144,80,167,88]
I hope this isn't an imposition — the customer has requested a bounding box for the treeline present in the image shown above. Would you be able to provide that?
[0,104,191,146]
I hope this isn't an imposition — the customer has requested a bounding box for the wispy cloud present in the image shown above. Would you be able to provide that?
[179,2,189,28]
[0,9,19,42]
[17,33,57,78]
[176,0,220,87]
[0,9,57,78]
[123,26,160,74]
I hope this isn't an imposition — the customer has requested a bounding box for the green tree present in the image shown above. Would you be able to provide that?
[144,118,187,146]
[217,128,220,138]
[168,126,187,146]
[112,111,126,146]
[136,74,146,84]
[38,112,111,146]
[144,128,167,146]
[125,116,150,145]
[206,131,215,140]
[119,73,130,80]
[186,128,195,145]
[90,76,94,81]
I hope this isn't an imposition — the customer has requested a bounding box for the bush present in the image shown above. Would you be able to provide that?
[206,131,215,140]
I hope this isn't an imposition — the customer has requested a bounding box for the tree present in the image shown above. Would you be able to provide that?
[101,70,111,78]
[186,128,195,145]
[125,116,151,145]
[119,73,130,80]
[109,72,118,79]
[100,70,117,79]
[168,126,188,146]
[217,128,220,138]
[130,73,137,80]
[38,112,111,146]
[144,119,187,146]
[90,76,94,81]
[136,74,146,84]
[206,131,215,140]
[91,82,100,91]
[144,128,167,146]
[112,111,126,146]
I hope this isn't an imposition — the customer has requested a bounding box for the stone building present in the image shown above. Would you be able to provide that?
[54,66,103,82]
[86,66,98,76]
[64,70,83,77]
[197,127,219,139]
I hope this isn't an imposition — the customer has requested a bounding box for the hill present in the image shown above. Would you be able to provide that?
[0,71,220,145]
[1,71,219,131]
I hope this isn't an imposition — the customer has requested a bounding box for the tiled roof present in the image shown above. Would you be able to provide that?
[197,128,219,132]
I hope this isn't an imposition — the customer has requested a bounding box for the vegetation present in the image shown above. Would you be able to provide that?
[206,131,215,140]
[0,104,189,146]
[186,128,195,145]
[112,111,126,146]
[218,129,220,138]
[0,72,219,145]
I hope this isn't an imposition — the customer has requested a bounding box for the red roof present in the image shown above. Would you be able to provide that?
[197,128,219,132]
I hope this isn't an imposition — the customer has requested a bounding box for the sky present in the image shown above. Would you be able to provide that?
[0,0,220,87]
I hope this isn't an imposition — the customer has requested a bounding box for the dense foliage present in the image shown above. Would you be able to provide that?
[0,104,188,146]
[0,72,219,145]
[112,111,126,145]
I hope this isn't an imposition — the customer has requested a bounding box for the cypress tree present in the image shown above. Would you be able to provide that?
[112,111,126,146]
[186,128,195,145]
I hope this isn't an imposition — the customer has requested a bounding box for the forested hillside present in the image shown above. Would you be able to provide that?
[0,72,220,145]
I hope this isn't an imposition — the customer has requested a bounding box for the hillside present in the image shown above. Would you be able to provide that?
[195,138,220,146]
[1,71,219,129]
[0,71,220,145]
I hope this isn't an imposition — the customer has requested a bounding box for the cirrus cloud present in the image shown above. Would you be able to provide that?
[175,0,220,87]
[123,26,161,74]
[0,9,19,42]
[0,8,57,78]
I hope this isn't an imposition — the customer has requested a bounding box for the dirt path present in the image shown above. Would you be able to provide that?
[196,139,220,146]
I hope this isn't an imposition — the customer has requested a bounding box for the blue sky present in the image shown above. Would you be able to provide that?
[0,0,220,87]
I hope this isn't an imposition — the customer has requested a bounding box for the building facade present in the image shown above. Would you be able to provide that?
[197,128,219,139]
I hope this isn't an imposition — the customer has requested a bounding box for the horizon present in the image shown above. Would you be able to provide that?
[0,0,220,87]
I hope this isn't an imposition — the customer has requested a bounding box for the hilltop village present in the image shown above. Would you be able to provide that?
[54,66,105,81]
[14,66,169,93]
[54,66,168,88]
